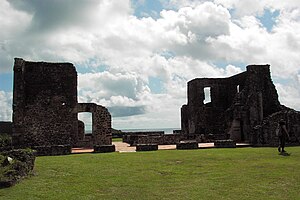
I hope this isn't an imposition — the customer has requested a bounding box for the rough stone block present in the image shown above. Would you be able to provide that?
[214,140,236,148]
[34,145,71,156]
[136,144,158,151]
[176,140,198,150]
[93,144,115,153]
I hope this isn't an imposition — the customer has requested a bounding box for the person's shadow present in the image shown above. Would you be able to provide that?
[279,152,291,156]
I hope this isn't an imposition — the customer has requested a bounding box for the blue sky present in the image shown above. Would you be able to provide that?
[0,0,300,129]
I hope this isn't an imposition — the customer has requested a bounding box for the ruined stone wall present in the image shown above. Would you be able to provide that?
[250,109,300,146]
[77,103,112,146]
[181,64,288,144]
[123,133,211,146]
[12,58,78,149]
[182,72,247,136]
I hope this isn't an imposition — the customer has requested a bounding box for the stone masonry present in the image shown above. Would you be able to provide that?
[181,65,300,146]
[12,58,113,155]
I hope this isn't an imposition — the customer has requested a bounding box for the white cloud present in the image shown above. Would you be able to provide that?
[0,0,300,128]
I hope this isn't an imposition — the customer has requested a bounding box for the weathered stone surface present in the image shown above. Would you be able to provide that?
[77,103,112,147]
[250,109,300,146]
[0,122,12,135]
[176,140,198,150]
[214,140,236,148]
[94,145,115,153]
[12,58,78,149]
[181,64,300,146]
[12,58,113,155]
[123,131,164,146]
[33,145,72,156]
[136,144,158,151]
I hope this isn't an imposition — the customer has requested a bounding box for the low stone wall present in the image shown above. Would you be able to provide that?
[33,145,71,156]
[214,140,236,148]
[250,109,300,147]
[136,144,158,151]
[122,131,164,146]
[123,133,216,146]
[176,140,198,150]
[0,149,36,188]
[94,145,115,153]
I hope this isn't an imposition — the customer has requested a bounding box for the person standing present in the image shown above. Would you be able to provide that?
[277,119,290,153]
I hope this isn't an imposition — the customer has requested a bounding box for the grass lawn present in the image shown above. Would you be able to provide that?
[0,147,299,200]
[112,137,123,142]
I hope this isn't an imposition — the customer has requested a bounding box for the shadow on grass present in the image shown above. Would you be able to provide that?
[279,152,291,156]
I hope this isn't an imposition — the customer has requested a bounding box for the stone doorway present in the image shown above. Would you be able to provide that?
[75,103,112,148]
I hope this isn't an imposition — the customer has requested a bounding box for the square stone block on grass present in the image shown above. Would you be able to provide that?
[93,145,116,153]
[176,140,198,150]
[214,140,236,148]
[136,144,158,151]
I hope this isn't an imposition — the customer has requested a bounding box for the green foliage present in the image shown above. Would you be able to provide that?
[112,128,124,138]
[0,147,300,199]
[0,149,36,188]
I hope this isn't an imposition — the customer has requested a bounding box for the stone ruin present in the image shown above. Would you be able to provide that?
[9,58,300,153]
[181,64,300,146]
[121,64,300,148]
[12,58,115,155]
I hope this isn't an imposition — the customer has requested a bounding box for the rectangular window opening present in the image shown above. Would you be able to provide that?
[204,87,211,104]
[78,112,92,134]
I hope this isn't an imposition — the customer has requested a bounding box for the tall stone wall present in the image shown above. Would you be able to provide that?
[182,71,247,137]
[12,58,114,154]
[181,64,299,145]
[12,58,78,150]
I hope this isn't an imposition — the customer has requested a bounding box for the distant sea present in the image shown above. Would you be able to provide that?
[85,128,180,134]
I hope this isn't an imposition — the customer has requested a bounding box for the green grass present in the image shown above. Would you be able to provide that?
[0,147,300,200]
[112,137,123,142]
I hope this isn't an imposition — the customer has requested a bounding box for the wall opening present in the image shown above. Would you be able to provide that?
[204,87,211,104]
[78,112,92,134]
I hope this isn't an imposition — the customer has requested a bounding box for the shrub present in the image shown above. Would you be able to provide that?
[0,149,36,188]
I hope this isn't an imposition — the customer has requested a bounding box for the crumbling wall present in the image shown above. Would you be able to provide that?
[12,58,78,152]
[77,103,112,146]
[181,71,247,137]
[181,64,298,145]
[250,109,300,146]
[12,58,114,154]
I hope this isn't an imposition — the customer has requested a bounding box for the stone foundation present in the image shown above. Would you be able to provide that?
[176,140,198,150]
[136,144,158,151]
[214,140,236,148]
[33,145,72,156]
[93,145,115,153]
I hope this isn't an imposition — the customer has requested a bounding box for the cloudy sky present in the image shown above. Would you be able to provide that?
[0,0,299,130]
